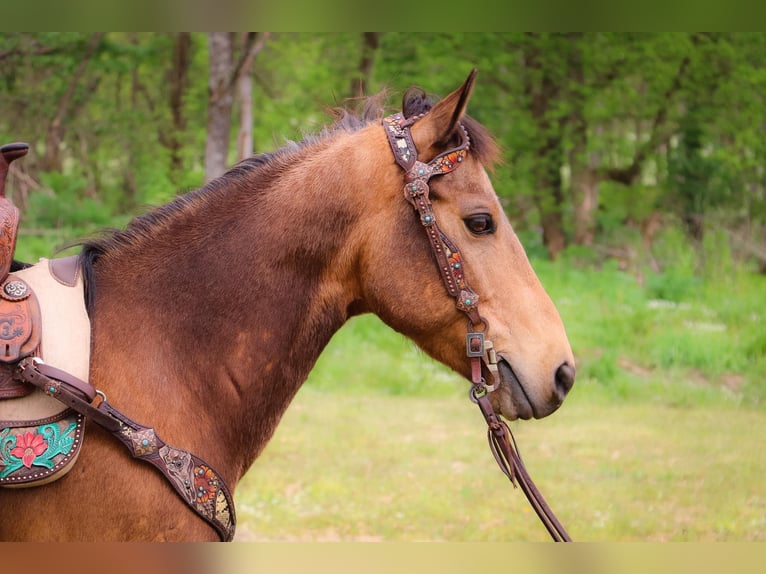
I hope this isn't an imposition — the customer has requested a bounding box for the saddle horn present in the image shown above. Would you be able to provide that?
[0,142,29,281]
[0,142,29,198]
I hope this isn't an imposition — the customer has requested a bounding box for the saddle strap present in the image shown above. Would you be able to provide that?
[473,390,572,542]
[14,357,237,542]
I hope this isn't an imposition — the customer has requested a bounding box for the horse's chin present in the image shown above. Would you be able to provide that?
[490,357,536,421]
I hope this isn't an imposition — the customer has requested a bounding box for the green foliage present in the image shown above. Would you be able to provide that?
[307,315,464,399]
[26,172,113,229]
[2,32,766,270]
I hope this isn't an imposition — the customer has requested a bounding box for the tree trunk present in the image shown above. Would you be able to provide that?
[535,136,568,259]
[236,34,254,162]
[205,32,269,182]
[168,32,191,177]
[572,170,600,246]
[205,32,235,182]
[566,35,602,247]
[236,70,253,161]
[42,32,104,173]
[349,32,380,98]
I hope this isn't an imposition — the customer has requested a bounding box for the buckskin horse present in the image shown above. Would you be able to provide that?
[0,70,575,541]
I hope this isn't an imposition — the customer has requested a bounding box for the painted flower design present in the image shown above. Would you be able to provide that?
[193,465,219,504]
[10,431,48,468]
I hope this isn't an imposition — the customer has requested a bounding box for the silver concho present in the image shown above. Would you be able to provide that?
[3,279,29,300]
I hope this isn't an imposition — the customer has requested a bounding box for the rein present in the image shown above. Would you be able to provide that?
[383,112,572,542]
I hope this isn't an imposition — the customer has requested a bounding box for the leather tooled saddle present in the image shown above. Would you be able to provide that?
[0,143,91,488]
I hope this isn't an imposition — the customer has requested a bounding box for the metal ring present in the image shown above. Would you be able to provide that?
[468,315,490,333]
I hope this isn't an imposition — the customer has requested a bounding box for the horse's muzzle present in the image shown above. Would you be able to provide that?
[495,355,574,420]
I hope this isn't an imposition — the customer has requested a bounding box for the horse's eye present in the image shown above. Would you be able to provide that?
[464,214,495,235]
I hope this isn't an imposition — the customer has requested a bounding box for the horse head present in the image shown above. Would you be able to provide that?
[358,71,575,420]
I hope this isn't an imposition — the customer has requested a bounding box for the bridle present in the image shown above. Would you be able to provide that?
[383,112,573,542]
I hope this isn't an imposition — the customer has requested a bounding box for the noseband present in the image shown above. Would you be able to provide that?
[383,112,572,542]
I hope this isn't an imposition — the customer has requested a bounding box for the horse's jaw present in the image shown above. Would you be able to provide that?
[490,356,565,421]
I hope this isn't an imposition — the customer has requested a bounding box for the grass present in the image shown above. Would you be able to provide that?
[234,389,766,541]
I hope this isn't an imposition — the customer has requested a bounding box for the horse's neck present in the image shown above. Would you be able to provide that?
[89,138,371,481]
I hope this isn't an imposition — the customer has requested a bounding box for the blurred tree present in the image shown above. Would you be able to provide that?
[205,32,268,181]
[349,33,380,98]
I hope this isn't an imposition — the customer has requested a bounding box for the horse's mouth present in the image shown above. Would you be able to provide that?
[496,355,536,420]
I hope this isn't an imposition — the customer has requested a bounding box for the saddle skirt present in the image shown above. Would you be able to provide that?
[0,256,91,487]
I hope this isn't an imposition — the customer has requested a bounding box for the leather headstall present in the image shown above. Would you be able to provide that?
[382,112,498,393]
[382,112,572,542]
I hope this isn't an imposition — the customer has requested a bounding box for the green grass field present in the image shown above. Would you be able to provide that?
[234,258,766,542]
[235,389,765,541]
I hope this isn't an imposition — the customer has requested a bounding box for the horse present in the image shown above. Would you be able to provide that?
[0,70,575,541]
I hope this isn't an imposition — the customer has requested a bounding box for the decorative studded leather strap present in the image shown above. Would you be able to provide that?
[383,113,483,329]
[15,357,236,541]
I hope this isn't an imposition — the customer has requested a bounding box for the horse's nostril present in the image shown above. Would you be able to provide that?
[555,362,576,396]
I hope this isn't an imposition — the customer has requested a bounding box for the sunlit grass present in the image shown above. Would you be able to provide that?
[235,389,766,541]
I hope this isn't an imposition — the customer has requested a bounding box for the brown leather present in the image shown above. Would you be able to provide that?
[14,357,237,541]
[15,357,121,433]
[49,256,82,287]
[473,388,572,542]
[0,143,28,283]
[383,113,483,329]
[99,401,236,542]
[0,199,19,283]
[0,276,41,365]
[0,361,34,399]
[35,362,96,402]
[0,275,41,402]
[0,142,29,199]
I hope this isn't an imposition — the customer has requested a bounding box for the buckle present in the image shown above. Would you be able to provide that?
[466,332,485,358]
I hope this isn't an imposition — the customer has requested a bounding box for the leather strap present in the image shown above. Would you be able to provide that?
[14,357,236,541]
[384,112,572,542]
[383,113,484,330]
[472,388,572,542]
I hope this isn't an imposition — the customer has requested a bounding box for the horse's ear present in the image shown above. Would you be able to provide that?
[411,69,477,154]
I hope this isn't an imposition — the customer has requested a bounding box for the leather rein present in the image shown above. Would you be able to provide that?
[383,112,572,542]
